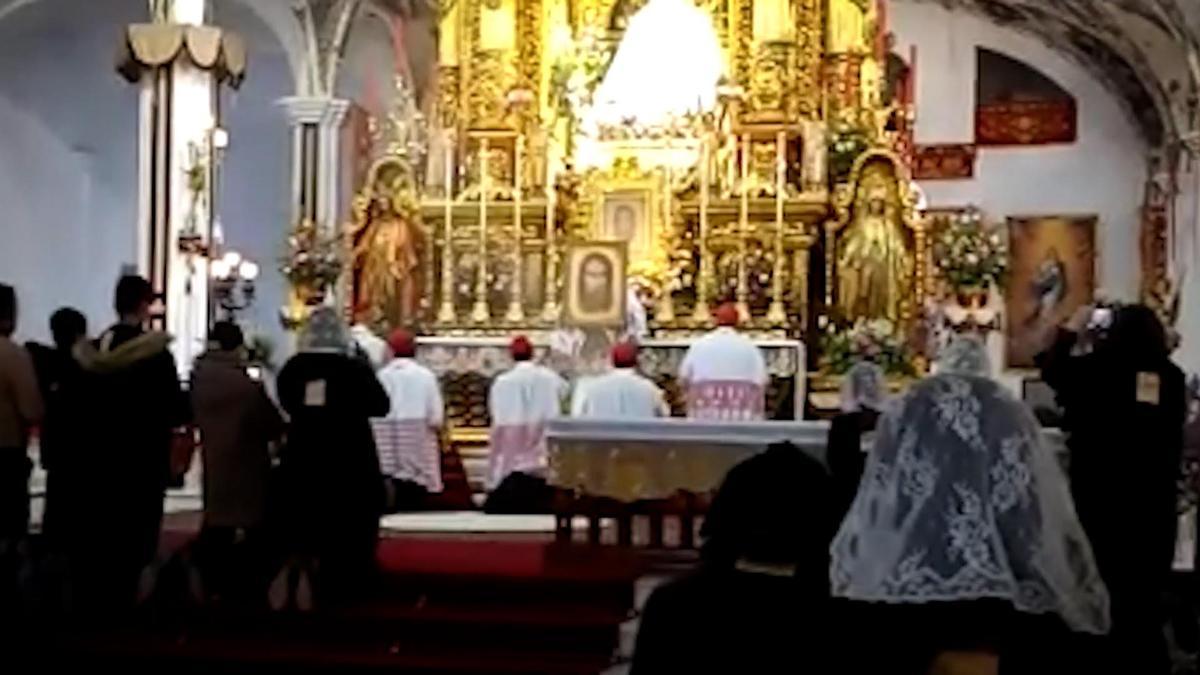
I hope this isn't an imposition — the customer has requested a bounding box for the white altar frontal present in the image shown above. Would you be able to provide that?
[414,334,807,434]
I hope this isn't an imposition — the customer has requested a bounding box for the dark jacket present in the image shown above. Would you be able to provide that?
[191,350,282,529]
[826,408,880,519]
[275,352,389,564]
[1038,328,1185,589]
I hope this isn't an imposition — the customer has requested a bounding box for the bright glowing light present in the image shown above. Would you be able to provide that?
[588,0,723,127]
[211,127,229,149]
[222,251,242,268]
[239,260,260,281]
[210,259,231,279]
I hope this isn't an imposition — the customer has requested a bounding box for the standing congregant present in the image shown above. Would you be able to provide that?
[572,341,668,418]
[274,307,390,607]
[679,303,768,420]
[75,275,187,609]
[374,329,445,496]
[486,336,567,493]
[0,284,42,550]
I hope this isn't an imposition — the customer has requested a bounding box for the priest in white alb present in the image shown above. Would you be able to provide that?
[572,341,670,418]
[373,329,445,493]
[679,303,768,420]
[486,336,569,490]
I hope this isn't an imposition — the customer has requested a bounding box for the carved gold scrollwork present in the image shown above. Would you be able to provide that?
[468,51,519,129]
[746,42,791,119]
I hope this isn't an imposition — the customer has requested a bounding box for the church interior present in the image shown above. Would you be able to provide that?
[4,0,1200,671]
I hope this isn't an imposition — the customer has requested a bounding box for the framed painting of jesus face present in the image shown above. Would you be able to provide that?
[564,242,627,328]
[600,191,651,263]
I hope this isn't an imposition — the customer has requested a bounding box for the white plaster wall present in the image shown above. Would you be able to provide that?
[1173,166,1200,374]
[213,0,297,363]
[0,0,144,344]
[893,1,1147,303]
[0,0,297,358]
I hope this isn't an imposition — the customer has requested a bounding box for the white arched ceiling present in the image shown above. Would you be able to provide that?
[903,0,1200,147]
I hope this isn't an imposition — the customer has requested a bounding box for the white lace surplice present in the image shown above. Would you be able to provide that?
[373,359,444,492]
[830,373,1111,635]
[487,362,569,489]
[680,328,769,421]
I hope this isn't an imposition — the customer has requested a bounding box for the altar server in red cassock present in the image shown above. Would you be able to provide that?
[486,336,568,490]
[373,330,444,494]
[679,303,768,420]
[572,341,669,418]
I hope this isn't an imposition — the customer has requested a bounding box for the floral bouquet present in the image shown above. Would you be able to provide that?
[279,220,343,302]
[932,209,1008,293]
[822,318,916,376]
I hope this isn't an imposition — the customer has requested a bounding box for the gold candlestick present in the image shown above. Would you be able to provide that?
[766,130,788,325]
[541,164,559,322]
[505,135,526,322]
[471,138,491,323]
[437,131,457,324]
[656,162,675,323]
[736,134,750,321]
[692,137,712,323]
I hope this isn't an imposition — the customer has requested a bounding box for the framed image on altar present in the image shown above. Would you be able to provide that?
[600,191,652,263]
[563,241,627,328]
[1005,215,1097,367]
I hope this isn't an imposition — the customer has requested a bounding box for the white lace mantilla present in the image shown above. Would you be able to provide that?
[831,374,1111,635]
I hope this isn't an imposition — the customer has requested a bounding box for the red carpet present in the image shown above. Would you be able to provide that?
[47,536,644,674]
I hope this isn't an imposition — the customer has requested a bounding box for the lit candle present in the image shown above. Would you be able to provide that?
[438,130,456,323]
[737,134,749,319]
[507,136,525,321]
[693,136,711,322]
[473,139,490,323]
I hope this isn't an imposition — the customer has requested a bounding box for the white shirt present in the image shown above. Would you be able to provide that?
[377,358,443,427]
[572,368,668,419]
[351,325,390,370]
[489,361,568,425]
[679,327,768,386]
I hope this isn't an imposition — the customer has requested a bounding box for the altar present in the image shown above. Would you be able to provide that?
[415,334,807,432]
[281,0,930,415]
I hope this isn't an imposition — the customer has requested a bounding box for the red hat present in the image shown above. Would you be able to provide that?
[714,302,739,327]
[611,341,639,369]
[510,335,534,361]
[388,329,416,358]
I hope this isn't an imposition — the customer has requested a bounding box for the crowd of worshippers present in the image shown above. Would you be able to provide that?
[0,275,1197,672]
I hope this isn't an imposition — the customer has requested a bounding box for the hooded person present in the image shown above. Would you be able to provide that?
[571,341,668,419]
[1037,304,1185,673]
[273,306,390,608]
[832,337,1111,673]
[373,329,444,497]
[631,442,839,673]
[678,303,768,420]
[483,336,568,513]
[69,276,187,609]
[827,360,888,519]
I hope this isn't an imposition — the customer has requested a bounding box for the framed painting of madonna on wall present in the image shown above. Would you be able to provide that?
[1005,215,1097,367]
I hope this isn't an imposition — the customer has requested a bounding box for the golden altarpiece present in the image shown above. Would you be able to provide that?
[337,0,925,428]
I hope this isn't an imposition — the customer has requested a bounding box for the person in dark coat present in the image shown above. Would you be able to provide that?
[631,442,840,674]
[25,307,88,548]
[73,275,187,609]
[1038,304,1186,673]
[272,307,389,608]
[827,360,888,519]
[190,321,283,602]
